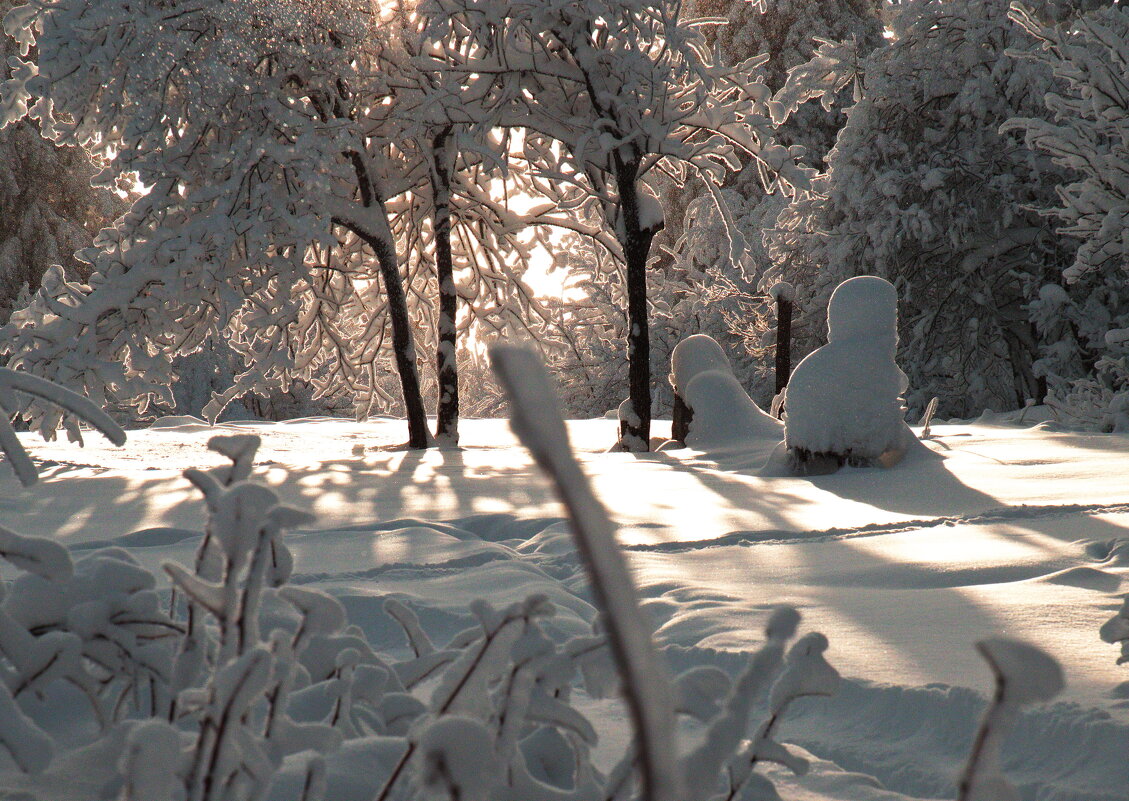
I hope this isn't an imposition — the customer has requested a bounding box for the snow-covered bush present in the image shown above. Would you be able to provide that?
[0,381,840,801]
[669,335,736,444]
[1100,597,1129,666]
[666,334,781,448]
[784,276,913,473]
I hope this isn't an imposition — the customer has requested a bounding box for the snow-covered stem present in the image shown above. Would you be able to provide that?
[723,631,839,801]
[491,344,681,801]
[920,397,939,439]
[680,606,799,794]
[1099,596,1129,666]
[957,638,1063,801]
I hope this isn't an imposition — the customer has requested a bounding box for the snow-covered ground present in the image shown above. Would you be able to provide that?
[4,412,1129,800]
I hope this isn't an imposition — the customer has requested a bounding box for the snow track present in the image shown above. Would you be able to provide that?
[626,500,1129,552]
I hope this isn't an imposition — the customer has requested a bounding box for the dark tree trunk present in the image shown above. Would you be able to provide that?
[366,230,432,450]
[430,128,459,445]
[613,159,658,452]
[338,150,430,450]
[775,294,793,397]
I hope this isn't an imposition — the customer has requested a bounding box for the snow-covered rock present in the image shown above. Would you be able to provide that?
[784,276,911,471]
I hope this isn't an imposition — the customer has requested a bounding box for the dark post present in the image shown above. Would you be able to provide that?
[772,282,795,397]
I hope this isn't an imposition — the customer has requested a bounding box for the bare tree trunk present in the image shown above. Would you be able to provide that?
[430,127,459,445]
[366,230,432,450]
[614,159,659,452]
[338,151,431,450]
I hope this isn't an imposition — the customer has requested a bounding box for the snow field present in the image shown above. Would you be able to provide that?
[2,414,1129,799]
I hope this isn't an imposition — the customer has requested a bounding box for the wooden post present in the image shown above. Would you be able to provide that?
[772,282,795,397]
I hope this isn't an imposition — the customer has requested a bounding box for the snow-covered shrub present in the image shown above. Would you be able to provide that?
[669,334,736,444]
[0,394,843,801]
[784,276,913,473]
[667,332,783,451]
[1100,598,1129,666]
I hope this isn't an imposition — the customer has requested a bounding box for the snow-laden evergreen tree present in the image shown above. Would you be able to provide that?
[1,0,435,446]
[766,0,1081,418]
[443,0,812,450]
[1007,3,1129,431]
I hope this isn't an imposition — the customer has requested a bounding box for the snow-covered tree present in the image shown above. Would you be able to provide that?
[651,0,884,407]
[1,0,434,446]
[0,125,112,323]
[0,0,116,322]
[767,0,1080,418]
[1007,3,1129,430]
[445,0,811,450]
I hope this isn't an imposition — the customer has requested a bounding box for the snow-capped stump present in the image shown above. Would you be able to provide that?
[958,638,1064,801]
[669,334,736,444]
[784,275,913,474]
[616,398,647,452]
[683,370,782,449]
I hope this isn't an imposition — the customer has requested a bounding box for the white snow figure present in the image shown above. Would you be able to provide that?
[785,276,910,473]
[683,371,782,449]
[669,334,780,447]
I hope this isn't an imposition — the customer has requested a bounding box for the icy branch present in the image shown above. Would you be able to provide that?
[0,367,126,486]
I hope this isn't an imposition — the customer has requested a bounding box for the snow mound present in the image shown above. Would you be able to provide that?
[671,334,733,397]
[785,276,910,463]
[149,415,211,430]
[1032,566,1123,592]
[683,370,782,448]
